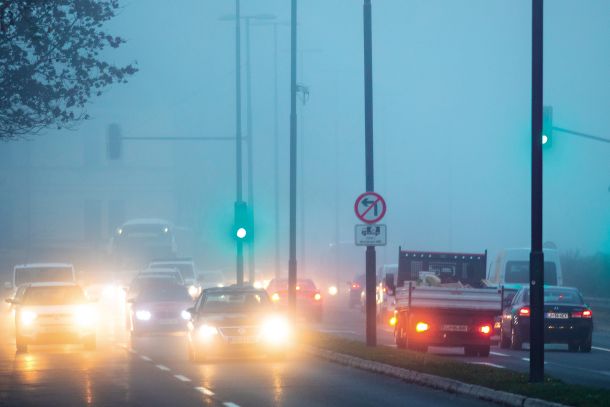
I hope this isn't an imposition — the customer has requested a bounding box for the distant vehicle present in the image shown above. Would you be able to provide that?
[127,273,183,301]
[377,264,398,325]
[488,248,563,290]
[348,274,365,309]
[499,286,592,352]
[393,283,500,356]
[492,287,519,341]
[148,258,200,297]
[138,268,184,285]
[267,278,323,321]
[6,283,96,353]
[110,219,177,269]
[186,286,291,362]
[126,282,193,336]
[197,270,227,289]
[9,263,76,289]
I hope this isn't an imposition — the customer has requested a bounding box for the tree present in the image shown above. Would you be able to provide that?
[0,0,137,140]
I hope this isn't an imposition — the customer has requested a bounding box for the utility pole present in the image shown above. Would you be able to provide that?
[363,0,376,347]
[273,22,280,279]
[530,0,545,382]
[245,17,255,284]
[234,0,245,286]
[288,0,298,317]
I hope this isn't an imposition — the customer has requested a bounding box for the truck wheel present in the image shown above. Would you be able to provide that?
[407,341,427,353]
[580,335,592,353]
[510,327,522,351]
[499,328,511,349]
[464,346,478,357]
[395,328,407,349]
[478,345,490,357]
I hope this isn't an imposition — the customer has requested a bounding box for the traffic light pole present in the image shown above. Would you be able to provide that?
[235,0,245,286]
[530,0,544,383]
[288,0,298,317]
[363,0,376,347]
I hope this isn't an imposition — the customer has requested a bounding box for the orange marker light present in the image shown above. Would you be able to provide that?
[415,322,429,333]
[479,325,491,335]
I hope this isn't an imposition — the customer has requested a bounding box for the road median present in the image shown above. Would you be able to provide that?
[304,332,610,407]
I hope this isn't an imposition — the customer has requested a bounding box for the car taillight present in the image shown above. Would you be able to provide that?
[519,307,530,316]
[352,283,360,289]
[573,309,592,318]
[271,292,280,302]
[479,325,491,335]
[415,322,429,333]
[314,293,321,301]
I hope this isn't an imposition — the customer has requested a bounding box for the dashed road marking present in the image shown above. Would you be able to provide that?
[174,374,191,382]
[195,386,215,396]
[490,351,509,357]
[593,346,610,353]
[156,364,170,371]
[469,362,505,369]
[223,403,240,407]
[140,355,152,362]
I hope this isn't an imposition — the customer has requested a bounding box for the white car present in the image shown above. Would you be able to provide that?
[7,282,97,353]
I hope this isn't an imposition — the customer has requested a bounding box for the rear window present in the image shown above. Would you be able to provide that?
[137,285,191,302]
[23,286,86,305]
[505,261,557,285]
[149,263,195,280]
[15,267,73,286]
[200,292,270,313]
[523,288,583,305]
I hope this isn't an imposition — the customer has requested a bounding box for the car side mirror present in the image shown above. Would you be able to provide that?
[3,282,12,290]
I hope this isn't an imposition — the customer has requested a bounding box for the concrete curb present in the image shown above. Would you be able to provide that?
[305,347,568,407]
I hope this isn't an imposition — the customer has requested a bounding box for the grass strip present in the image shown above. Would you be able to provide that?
[305,331,610,407]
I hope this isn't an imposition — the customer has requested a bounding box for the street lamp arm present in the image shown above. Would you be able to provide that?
[553,126,610,144]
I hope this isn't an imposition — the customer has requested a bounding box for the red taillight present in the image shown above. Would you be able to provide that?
[352,283,360,289]
[519,307,530,317]
[479,325,491,335]
[573,309,592,318]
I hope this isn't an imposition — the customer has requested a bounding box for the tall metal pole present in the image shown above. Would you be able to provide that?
[235,0,244,286]
[363,0,376,347]
[273,22,281,279]
[530,0,545,383]
[288,0,298,316]
[245,17,256,284]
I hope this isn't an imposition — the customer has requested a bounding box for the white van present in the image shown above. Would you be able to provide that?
[488,248,562,289]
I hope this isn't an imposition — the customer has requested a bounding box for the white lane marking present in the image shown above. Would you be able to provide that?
[156,364,170,371]
[195,386,215,396]
[174,374,191,382]
[490,351,509,357]
[223,403,240,407]
[521,357,547,364]
[469,362,506,369]
[140,355,152,362]
[593,346,610,353]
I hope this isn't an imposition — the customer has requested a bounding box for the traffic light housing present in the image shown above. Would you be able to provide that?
[542,106,553,147]
[234,201,250,241]
[107,123,122,160]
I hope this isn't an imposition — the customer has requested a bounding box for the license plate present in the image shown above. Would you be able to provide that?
[442,324,468,332]
[228,336,257,344]
[545,312,568,319]
[158,319,179,325]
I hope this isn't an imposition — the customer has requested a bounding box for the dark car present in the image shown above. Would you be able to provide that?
[499,286,593,352]
[186,286,291,362]
[127,282,193,336]
[267,278,322,321]
[348,274,365,309]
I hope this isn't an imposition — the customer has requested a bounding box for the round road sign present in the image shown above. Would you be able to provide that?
[354,192,386,224]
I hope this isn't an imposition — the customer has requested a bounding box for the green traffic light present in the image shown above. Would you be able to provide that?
[236,227,247,239]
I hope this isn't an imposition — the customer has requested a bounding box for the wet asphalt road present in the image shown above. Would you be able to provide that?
[0,295,495,407]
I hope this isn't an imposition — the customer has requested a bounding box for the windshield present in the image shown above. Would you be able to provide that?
[150,263,195,280]
[139,271,183,283]
[137,285,191,302]
[15,267,73,286]
[22,286,86,305]
[523,288,584,305]
[505,261,557,285]
[200,292,270,314]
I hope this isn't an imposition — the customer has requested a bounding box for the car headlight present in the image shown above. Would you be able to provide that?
[188,285,199,297]
[20,310,37,326]
[197,324,218,340]
[261,315,291,345]
[135,310,152,321]
[74,306,97,327]
[181,310,191,320]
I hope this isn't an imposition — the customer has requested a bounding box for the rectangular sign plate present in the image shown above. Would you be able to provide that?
[355,224,387,246]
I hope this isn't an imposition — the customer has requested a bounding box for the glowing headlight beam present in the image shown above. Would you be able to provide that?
[135,310,152,321]
[261,316,291,345]
[20,310,37,326]
[198,324,218,339]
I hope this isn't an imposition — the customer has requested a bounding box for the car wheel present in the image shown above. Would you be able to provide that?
[500,327,511,349]
[407,341,427,353]
[478,345,490,357]
[568,341,579,352]
[16,335,28,353]
[580,334,592,353]
[83,335,96,351]
[510,327,522,351]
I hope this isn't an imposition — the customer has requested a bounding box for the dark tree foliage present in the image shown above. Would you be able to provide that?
[0,0,137,139]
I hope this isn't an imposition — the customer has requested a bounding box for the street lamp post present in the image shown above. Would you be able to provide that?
[288,0,298,317]
[234,0,244,286]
